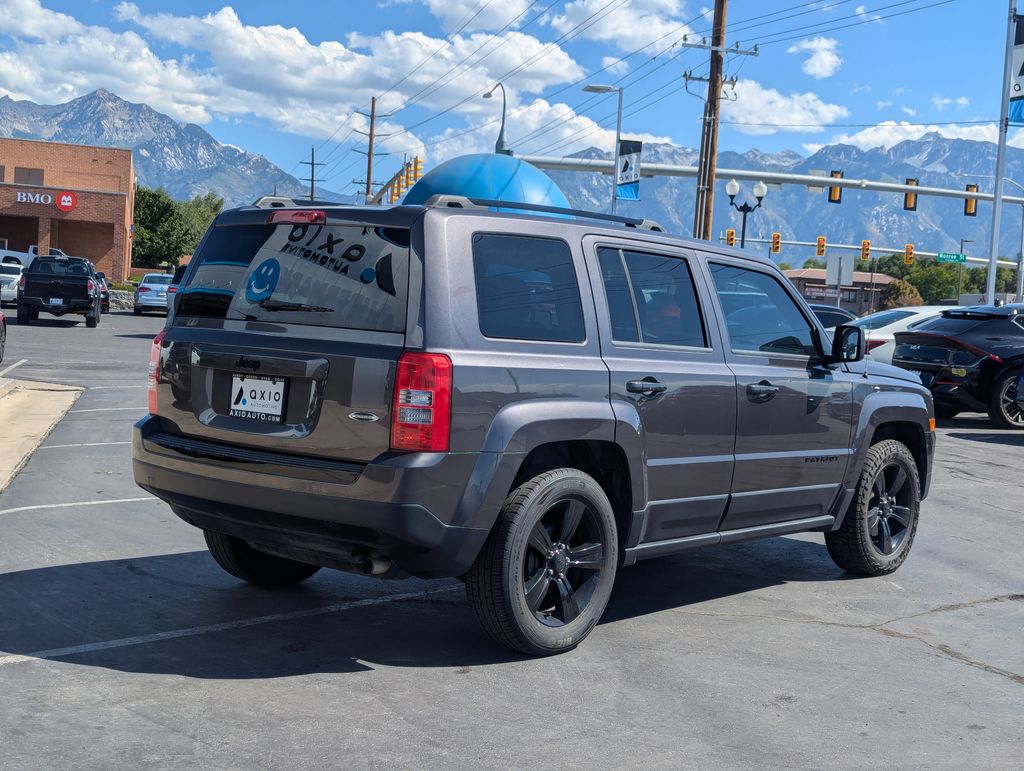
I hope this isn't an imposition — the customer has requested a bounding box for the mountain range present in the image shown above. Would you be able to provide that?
[0,89,342,205]
[550,136,1024,264]
[2,89,1021,263]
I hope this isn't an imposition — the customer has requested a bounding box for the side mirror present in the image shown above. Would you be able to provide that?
[828,324,866,363]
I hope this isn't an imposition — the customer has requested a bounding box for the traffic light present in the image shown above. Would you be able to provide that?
[395,174,405,197]
[964,183,978,217]
[412,156,424,181]
[827,170,843,204]
[904,243,915,265]
[725,228,736,247]
[903,178,918,211]
[770,232,781,254]
[404,161,413,187]
[816,236,826,257]
[861,239,871,261]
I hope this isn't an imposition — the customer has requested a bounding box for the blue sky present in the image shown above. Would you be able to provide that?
[0,0,1008,197]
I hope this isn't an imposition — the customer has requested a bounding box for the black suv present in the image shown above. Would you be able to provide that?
[133,198,935,655]
[893,304,1024,428]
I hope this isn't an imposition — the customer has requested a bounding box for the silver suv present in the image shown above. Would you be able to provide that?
[133,197,935,655]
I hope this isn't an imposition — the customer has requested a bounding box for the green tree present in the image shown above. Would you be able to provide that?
[879,278,924,310]
[801,257,826,269]
[906,263,959,303]
[133,186,192,269]
[179,191,224,246]
[776,261,793,271]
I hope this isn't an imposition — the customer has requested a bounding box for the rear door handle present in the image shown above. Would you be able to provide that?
[746,382,780,398]
[626,379,667,395]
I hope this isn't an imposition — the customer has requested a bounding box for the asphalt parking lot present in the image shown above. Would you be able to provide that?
[0,311,1021,769]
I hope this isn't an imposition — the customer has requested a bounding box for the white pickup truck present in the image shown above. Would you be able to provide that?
[0,245,70,266]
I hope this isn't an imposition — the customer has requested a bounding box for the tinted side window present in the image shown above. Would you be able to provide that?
[598,247,707,347]
[815,310,849,329]
[710,263,816,356]
[473,234,584,343]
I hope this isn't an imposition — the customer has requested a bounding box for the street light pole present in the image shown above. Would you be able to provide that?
[954,237,970,301]
[957,173,1024,301]
[483,83,510,155]
[725,179,767,248]
[583,84,625,214]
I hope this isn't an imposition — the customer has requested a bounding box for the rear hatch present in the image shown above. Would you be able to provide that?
[893,315,993,387]
[23,257,93,305]
[154,206,419,464]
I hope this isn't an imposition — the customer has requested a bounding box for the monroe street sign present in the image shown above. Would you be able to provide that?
[936,252,967,263]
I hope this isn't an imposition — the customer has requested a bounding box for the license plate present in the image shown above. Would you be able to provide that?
[229,374,287,422]
[49,297,62,305]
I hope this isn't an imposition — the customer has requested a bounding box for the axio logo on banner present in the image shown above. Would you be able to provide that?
[616,140,642,201]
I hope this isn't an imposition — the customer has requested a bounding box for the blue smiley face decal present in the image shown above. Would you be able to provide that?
[246,258,281,303]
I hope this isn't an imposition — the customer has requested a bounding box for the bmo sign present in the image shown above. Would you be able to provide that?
[15,190,78,212]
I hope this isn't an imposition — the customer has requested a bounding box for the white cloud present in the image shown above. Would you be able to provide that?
[855,5,883,22]
[875,99,892,109]
[0,2,585,148]
[956,96,970,108]
[0,0,83,39]
[720,80,849,135]
[822,121,1024,151]
[932,96,952,111]
[787,37,842,79]
[851,84,871,94]
[419,0,535,32]
[602,56,630,75]
[548,0,698,52]
[424,97,673,162]
[901,105,917,117]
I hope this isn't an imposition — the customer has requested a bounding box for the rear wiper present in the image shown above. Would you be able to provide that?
[256,299,334,313]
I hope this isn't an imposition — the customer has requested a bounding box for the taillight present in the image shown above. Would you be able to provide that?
[138,286,151,293]
[147,329,167,415]
[18,275,25,289]
[267,210,326,225]
[866,339,886,352]
[390,352,452,452]
[167,286,178,294]
[87,279,95,293]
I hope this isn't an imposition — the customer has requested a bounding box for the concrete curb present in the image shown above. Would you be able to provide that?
[0,379,85,495]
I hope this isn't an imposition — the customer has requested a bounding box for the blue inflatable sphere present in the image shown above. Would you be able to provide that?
[403,153,570,212]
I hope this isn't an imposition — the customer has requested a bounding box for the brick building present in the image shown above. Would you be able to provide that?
[0,137,134,281]
[784,268,896,316]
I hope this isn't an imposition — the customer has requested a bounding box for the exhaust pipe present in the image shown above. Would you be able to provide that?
[361,556,393,576]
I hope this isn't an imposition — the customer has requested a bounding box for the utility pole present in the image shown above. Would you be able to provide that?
[987,0,1018,304]
[354,97,393,204]
[692,0,728,240]
[299,146,324,201]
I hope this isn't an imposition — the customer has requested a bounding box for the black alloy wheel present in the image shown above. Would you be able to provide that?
[865,461,915,557]
[465,468,618,655]
[522,496,605,627]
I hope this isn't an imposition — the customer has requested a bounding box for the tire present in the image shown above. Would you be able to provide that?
[16,304,29,325]
[987,370,1024,430]
[204,530,321,586]
[85,309,98,328]
[465,468,618,656]
[133,306,142,315]
[825,439,921,576]
[934,405,960,420]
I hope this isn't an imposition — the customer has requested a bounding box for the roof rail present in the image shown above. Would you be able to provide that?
[250,195,342,209]
[421,195,664,232]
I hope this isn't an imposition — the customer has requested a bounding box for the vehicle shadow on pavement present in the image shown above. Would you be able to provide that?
[8,318,80,328]
[0,537,840,677]
[943,431,1024,447]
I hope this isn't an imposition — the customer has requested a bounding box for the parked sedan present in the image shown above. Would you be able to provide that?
[808,303,858,329]
[95,272,110,313]
[133,273,173,314]
[0,263,22,307]
[893,304,1024,428]
[851,306,949,364]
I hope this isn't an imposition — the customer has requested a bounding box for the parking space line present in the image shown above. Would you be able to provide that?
[0,586,458,669]
[0,359,28,377]
[68,407,146,413]
[0,497,156,517]
[39,442,132,450]
[88,385,146,390]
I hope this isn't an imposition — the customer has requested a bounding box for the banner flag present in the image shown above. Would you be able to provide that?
[616,140,642,201]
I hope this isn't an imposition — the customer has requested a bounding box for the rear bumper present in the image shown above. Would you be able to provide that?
[135,295,168,309]
[131,415,492,577]
[20,296,94,315]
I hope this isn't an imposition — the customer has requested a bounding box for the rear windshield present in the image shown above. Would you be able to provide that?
[0,265,20,276]
[28,257,91,276]
[143,274,173,285]
[914,316,984,334]
[852,309,914,330]
[176,221,410,332]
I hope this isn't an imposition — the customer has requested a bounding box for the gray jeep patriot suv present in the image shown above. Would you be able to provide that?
[133,197,935,655]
